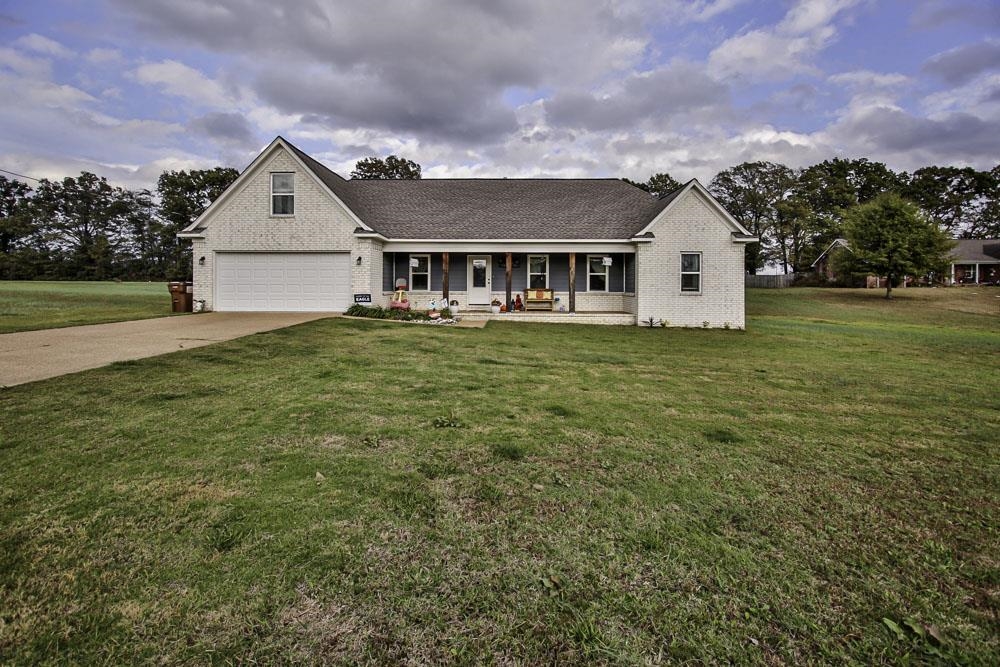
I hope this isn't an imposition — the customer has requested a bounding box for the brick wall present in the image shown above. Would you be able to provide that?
[635,189,746,328]
[193,146,379,310]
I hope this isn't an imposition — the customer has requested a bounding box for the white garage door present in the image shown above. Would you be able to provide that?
[215,252,350,312]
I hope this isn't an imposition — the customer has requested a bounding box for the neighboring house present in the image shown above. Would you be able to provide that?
[178,137,756,327]
[810,238,852,281]
[949,239,1000,285]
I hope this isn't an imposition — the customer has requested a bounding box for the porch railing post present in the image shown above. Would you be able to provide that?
[442,252,450,302]
[505,251,512,309]
[569,253,576,313]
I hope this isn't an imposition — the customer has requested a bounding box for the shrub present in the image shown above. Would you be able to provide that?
[346,304,450,322]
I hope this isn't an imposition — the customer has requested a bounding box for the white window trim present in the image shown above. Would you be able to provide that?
[409,253,431,292]
[270,172,295,217]
[586,254,610,292]
[680,252,702,294]
[527,254,549,289]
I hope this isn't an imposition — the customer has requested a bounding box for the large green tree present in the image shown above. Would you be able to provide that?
[157,167,239,279]
[709,161,795,274]
[979,165,1000,238]
[905,165,999,238]
[0,175,34,278]
[350,155,421,180]
[843,194,954,299]
[30,172,135,279]
[772,192,816,274]
[794,158,906,267]
[622,172,682,197]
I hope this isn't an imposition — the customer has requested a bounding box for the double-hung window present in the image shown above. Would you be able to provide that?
[527,255,548,288]
[680,253,701,292]
[588,255,609,291]
[271,172,294,216]
[409,254,430,291]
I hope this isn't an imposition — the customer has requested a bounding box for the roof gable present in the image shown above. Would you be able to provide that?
[635,180,755,239]
[180,137,369,235]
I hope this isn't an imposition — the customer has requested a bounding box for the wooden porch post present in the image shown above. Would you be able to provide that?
[568,253,576,313]
[505,251,512,309]
[442,252,450,302]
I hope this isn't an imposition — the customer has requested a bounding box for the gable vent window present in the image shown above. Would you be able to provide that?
[271,172,294,216]
[681,253,701,292]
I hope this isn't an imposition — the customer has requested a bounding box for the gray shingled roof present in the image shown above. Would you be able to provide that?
[284,138,676,239]
[951,239,1000,262]
[345,179,674,239]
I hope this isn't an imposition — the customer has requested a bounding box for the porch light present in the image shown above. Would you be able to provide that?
[356,255,363,265]
[198,256,205,266]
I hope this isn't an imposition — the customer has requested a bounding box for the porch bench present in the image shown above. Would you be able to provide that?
[524,288,555,310]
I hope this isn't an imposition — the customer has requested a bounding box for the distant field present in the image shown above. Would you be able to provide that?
[0,281,176,333]
[0,287,997,664]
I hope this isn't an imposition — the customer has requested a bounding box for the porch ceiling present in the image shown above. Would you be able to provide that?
[382,241,636,253]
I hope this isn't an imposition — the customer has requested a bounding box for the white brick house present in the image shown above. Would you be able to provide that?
[179,137,756,327]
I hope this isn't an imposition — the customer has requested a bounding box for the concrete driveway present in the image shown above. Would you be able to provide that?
[0,312,335,387]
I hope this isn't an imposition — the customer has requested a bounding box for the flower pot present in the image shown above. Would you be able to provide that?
[490,305,501,314]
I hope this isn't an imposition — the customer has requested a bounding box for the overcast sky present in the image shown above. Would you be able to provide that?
[1,0,998,189]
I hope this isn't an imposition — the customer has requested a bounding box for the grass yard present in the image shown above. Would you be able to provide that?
[1,288,998,664]
[0,281,176,333]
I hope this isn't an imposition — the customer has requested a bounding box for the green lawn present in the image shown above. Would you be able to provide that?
[1,288,997,664]
[0,281,177,333]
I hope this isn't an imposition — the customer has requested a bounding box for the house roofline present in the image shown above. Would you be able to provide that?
[179,136,371,236]
[633,179,754,238]
[810,238,851,268]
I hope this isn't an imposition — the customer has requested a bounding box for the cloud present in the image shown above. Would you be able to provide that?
[922,39,1000,86]
[12,33,73,58]
[1,0,998,193]
[0,46,51,78]
[111,0,655,143]
[659,0,750,23]
[910,0,1000,29]
[188,112,257,147]
[921,72,1000,116]
[253,62,519,143]
[85,48,124,65]
[708,0,863,80]
[829,70,910,91]
[132,60,235,108]
[543,61,729,131]
[826,102,1000,164]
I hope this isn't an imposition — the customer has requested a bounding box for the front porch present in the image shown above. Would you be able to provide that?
[951,262,1000,285]
[381,249,637,314]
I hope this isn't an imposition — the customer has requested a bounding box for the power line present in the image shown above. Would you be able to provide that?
[0,168,41,182]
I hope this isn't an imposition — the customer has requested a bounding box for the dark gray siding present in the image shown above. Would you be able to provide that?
[383,252,469,291]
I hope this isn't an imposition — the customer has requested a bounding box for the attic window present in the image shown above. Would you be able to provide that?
[271,172,294,216]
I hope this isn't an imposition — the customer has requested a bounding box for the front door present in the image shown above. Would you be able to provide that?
[468,255,492,305]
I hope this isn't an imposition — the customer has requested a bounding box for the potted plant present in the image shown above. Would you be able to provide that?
[490,298,501,314]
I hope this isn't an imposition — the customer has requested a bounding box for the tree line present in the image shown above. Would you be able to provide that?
[1,155,996,281]
[0,168,238,281]
[700,160,999,275]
